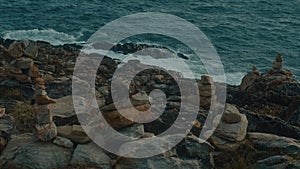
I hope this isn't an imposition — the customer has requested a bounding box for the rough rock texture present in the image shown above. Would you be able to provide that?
[7,41,23,58]
[116,134,214,169]
[254,155,300,169]
[0,133,73,169]
[240,65,260,91]
[57,125,91,144]
[239,108,300,139]
[69,142,111,169]
[247,132,300,155]
[282,100,300,128]
[241,55,300,106]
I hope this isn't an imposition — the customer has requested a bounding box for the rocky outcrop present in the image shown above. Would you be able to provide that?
[0,39,300,169]
[239,54,300,107]
[240,65,260,91]
[248,132,300,168]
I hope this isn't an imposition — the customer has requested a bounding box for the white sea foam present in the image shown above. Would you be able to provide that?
[2,29,84,46]
[82,47,245,85]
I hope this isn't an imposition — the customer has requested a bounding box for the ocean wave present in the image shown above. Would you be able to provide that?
[2,29,84,46]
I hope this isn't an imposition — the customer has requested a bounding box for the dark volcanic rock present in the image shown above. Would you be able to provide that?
[239,108,300,140]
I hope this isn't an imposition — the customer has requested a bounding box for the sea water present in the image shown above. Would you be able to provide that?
[0,0,299,85]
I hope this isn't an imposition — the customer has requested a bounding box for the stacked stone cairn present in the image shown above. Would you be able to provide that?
[209,103,248,151]
[272,53,283,70]
[0,41,39,83]
[267,53,293,77]
[198,75,216,108]
[33,78,57,141]
[0,106,14,153]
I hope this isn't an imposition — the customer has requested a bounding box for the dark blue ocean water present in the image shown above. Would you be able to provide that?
[0,0,299,84]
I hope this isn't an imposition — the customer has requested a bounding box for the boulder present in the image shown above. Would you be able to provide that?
[221,104,242,123]
[117,123,145,138]
[201,75,214,85]
[34,122,57,142]
[199,83,216,96]
[15,57,33,69]
[239,108,300,140]
[0,133,73,169]
[102,103,152,129]
[24,41,38,58]
[53,136,73,148]
[214,114,248,141]
[69,142,111,169]
[254,155,296,169]
[209,135,244,151]
[7,42,23,58]
[34,105,52,124]
[240,68,260,91]
[116,134,214,169]
[57,125,91,144]
[282,100,300,127]
[247,132,300,155]
[51,96,78,118]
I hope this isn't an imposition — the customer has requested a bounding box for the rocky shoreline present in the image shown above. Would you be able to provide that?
[0,38,299,169]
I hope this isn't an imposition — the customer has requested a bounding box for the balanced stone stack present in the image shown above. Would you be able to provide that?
[272,53,283,70]
[209,104,248,151]
[267,53,293,77]
[33,78,57,141]
[0,41,39,83]
[198,75,216,108]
